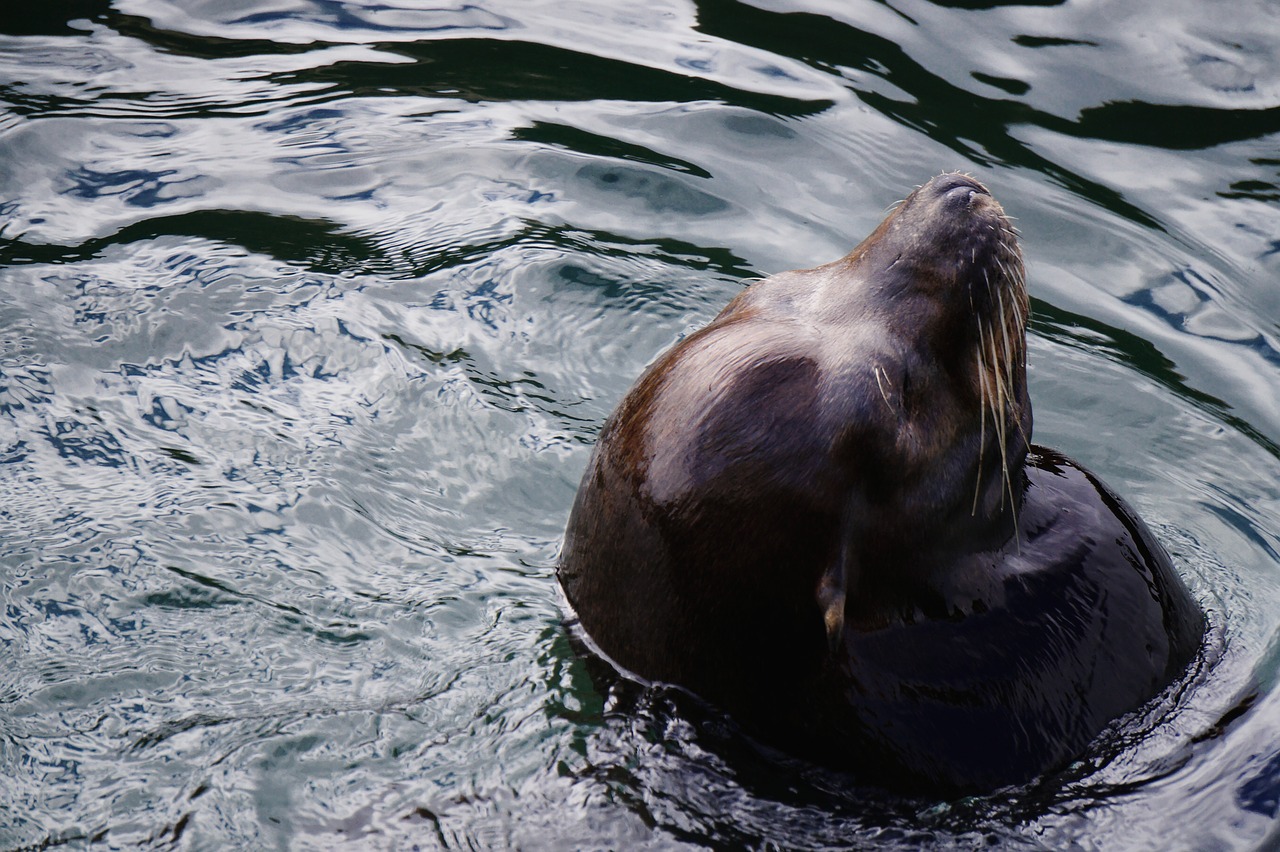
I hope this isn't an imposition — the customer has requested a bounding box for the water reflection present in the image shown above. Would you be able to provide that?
[1,0,1279,848]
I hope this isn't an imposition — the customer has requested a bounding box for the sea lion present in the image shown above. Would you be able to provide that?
[558,173,1203,792]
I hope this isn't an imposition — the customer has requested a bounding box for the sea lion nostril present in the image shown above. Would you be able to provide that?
[932,173,988,200]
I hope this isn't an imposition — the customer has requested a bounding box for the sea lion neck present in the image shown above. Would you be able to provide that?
[799,180,1033,570]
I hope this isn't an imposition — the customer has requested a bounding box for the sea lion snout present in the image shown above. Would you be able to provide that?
[928,172,989,200]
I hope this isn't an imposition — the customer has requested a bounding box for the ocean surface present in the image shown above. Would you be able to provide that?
[2,0,1279,848]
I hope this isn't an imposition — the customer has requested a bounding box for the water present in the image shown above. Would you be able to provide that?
[1,0,1278,848]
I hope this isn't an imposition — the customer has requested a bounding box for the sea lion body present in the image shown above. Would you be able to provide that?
[558,174,1202,792]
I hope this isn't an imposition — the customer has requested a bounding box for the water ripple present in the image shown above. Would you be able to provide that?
[1,0,1278,849]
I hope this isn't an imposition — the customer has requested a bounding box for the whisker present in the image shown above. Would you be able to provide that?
[966,210,1027,547]
[973,321,989,515]
[997,288,1016,401]
[874,364,893,411]
[991,332,1008,511]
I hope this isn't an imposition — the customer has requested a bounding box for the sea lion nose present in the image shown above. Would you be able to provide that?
[931,173,989,203]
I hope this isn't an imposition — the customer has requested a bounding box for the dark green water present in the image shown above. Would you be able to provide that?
[2,0,1279,848]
